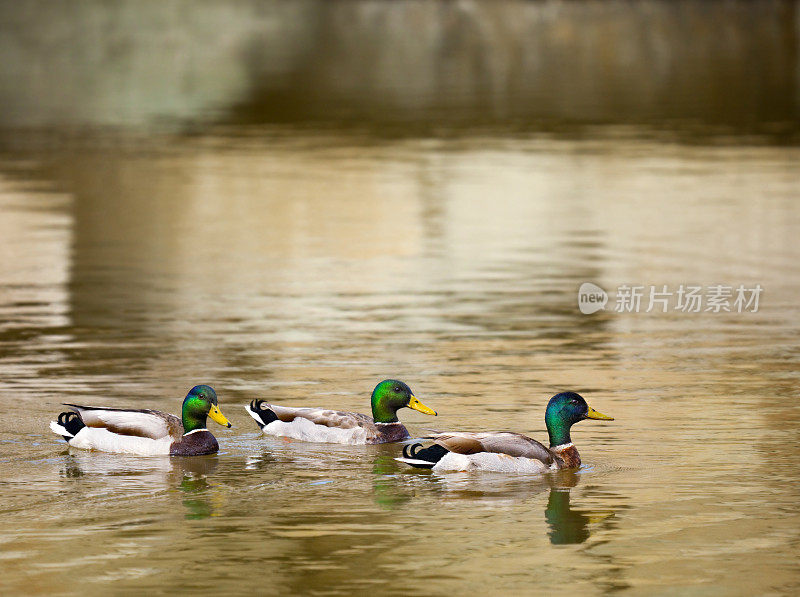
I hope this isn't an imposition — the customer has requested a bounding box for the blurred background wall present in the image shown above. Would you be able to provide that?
[0,0,797,134]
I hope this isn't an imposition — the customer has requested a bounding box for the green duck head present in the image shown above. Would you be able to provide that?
[370,379,437,424]
[544,392,613,447]
[181,385,232,433]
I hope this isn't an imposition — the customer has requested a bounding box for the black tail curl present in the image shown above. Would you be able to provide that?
[402,442,449,464]
[57,411,85,438]
[249,399,278,428]
[403,443,422,459]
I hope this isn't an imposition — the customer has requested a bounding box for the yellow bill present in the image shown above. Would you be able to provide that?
[585,406,614,421]
[208,403,232,428]
[407,394,437,416]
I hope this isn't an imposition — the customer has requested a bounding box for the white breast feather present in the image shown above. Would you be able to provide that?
[68,427,173,455]
[432,452,551,473]
[262,418,369,445]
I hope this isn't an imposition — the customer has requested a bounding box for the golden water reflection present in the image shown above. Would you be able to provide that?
[0,130,798,594]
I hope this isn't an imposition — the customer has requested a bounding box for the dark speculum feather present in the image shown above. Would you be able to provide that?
[58,411,85,437]
[250,399,277,428]
[63,403,156,414]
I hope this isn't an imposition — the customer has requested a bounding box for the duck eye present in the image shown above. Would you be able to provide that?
[394,386,401,392]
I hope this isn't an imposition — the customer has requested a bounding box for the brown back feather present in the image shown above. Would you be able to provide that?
[429,431,555,464]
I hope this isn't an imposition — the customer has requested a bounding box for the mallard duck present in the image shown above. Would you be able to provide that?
[49,385,232,456]
[396,391,613,472]
[245,379,437,444]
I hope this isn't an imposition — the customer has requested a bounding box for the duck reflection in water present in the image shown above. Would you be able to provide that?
[60,452,221,520]
[372,451,413,510]
[544,470,613,544]
[173,456,220,520]
[389,461,613,544]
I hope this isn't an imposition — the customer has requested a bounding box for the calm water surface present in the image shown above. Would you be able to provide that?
[1,130,799,595]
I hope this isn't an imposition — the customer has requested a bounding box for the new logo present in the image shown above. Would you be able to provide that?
[578,282,608,314]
